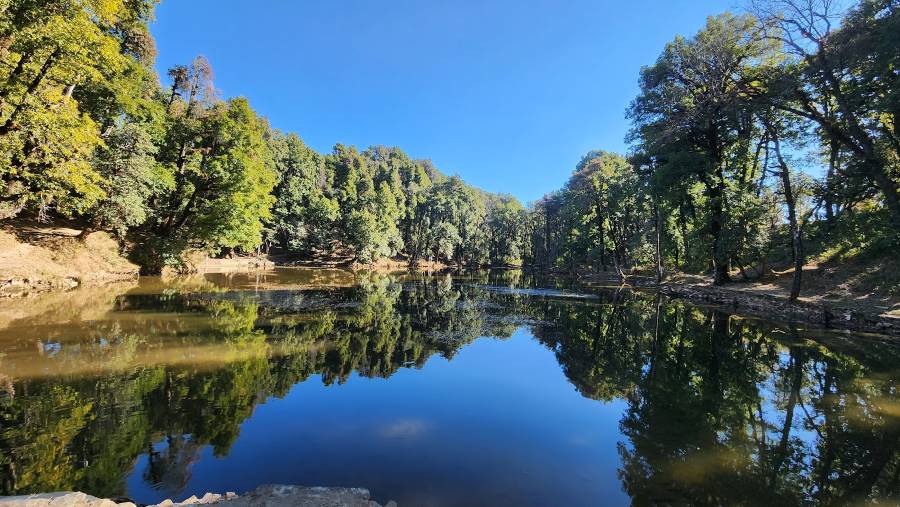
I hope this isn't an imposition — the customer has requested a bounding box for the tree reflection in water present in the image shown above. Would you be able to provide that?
[0,271,897,504]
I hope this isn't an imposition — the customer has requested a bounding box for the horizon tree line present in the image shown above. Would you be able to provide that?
[0,0,896,298]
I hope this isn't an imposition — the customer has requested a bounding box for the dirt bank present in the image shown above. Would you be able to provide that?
[581,271,900,336]
[197,253,450,274]
[0,224,138,297]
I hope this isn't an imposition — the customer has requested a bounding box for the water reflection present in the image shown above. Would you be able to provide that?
[0,270,897,505]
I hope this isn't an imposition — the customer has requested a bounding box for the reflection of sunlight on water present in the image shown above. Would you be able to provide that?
[0,339,329,380]
[668,448,748,484]
[840,394,900,423]
[201,267,357,291]
[873,399,900,418]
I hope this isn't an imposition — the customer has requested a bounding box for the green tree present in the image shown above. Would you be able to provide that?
[410,176,486,265]
[267,132,337,252]
[752,0,900,231]
[628,13,770,284]
[0,0,158,220]
[485,195,524,266]
[138,91,276,271]
[89,122,170,236]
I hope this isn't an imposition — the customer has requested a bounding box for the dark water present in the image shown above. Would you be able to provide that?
[0,269,898,506]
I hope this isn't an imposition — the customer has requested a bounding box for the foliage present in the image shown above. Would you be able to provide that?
[0,0,158,219]
[0,0,896,284]
[524,1,899,299]
[0,1,525,269]
[90,122,169,236]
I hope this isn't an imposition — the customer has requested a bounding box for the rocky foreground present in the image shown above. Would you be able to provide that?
[0,485,397,507]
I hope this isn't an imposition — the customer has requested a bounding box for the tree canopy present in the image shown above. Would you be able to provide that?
[522,0,899,300]
[0,0,896,286]
[0,1,525,272]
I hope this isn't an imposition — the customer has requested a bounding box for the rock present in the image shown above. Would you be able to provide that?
[0,492,124,507]
[221,485,377,507]
[0,486,398,507]
[197,494,221,504]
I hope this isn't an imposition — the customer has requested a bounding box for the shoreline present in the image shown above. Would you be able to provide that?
[1,241,897,337]
[0,485,396,507]
[578,272,900,337]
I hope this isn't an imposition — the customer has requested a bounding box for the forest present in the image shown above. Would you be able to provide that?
[0,0,898,298]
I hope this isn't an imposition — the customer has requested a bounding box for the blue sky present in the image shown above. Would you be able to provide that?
[151,0,735,203]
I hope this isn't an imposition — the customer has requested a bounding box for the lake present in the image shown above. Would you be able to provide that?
[0,269,897,506]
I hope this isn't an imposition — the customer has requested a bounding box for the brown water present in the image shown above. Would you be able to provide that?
[0,269,898,506]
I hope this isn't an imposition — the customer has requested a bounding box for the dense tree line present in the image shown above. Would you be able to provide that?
[523,0,899,300]
[0,0,526,272]
[1,0,895,287]
[266,140,526,267]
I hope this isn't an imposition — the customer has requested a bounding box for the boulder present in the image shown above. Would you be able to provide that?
[0,486,395,507]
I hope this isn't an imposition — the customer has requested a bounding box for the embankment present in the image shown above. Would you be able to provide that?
[582,272,900,336]
[0,228,138,297]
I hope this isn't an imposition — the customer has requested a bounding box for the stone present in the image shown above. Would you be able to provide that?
[0,486,398,507]
[223,484,376,507]
[0,492,122,507]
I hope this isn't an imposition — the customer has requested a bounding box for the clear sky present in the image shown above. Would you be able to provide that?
[151,0,735,203]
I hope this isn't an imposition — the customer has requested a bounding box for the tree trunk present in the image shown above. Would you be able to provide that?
[609,222,626,282]
[677,201,689,270]
[169,186,201,234]
[0,46,61,136]
[76,217,101,241]
[770,125,803,302]
[543,212,552,270]
[167,81,180,109]
[611,244,624,281]
[597,212,607,272]
[824,139,839,227]
[0,52,31,103]
[708,175,730,285]
[0,195,26,221]
[867,161,900,231]
[653,194,663,283]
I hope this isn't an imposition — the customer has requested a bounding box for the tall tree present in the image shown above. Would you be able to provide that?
[0,0,159,220]
[267,132,336,253]
[751,0,900,231]
[138,92,276,272]
[628,14,769,284]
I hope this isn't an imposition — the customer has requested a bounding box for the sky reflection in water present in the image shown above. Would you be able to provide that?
[0,270,898,506]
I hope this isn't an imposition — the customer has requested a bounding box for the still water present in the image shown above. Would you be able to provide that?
[0,269,898,506]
